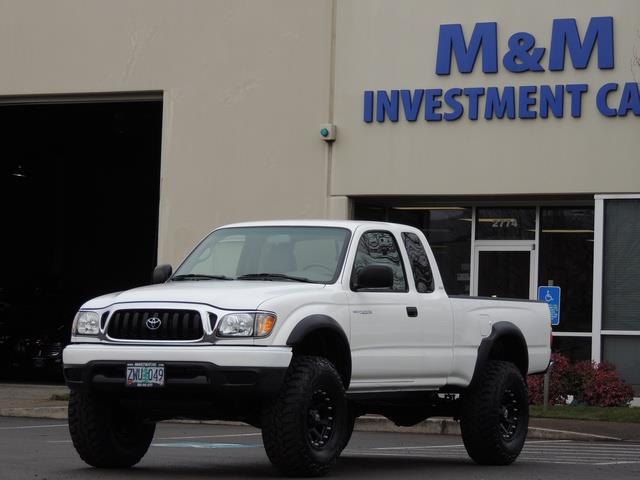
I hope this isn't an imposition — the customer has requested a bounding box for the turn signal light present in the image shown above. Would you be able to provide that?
[256,314,276,337]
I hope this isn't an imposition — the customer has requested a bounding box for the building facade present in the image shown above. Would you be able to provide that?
[0,0,638,391]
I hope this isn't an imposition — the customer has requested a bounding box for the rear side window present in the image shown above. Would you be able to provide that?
[402,232,435,293]
[352,231,407,292]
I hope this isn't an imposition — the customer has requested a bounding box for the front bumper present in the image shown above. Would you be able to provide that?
[62,344,291,399]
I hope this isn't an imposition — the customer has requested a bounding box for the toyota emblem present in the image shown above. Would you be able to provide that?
[146,317,162,330]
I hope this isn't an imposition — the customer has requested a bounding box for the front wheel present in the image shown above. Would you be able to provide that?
[68,389,155,468]
[460,360,529,465]
[261,356,348,477]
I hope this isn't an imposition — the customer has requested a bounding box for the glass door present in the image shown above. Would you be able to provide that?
[473,244,536,299]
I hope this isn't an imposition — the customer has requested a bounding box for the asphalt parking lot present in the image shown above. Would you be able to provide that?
[1,416,639,479]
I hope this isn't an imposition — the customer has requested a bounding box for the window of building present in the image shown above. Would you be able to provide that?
[602,199,640,331]
[602,336,640,393]
[385,207,472,295]
[539,207,594,333]
[476,208,536,240]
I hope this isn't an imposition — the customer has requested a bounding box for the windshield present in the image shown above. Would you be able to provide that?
[173,226,351,284]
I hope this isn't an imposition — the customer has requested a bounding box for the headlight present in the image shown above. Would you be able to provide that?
[216,312,276,337]
[73,311,100,336]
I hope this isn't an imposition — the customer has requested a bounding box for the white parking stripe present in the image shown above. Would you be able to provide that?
[0,424,67,430]
[348,441,640,466]
[157,433,261,440]
[375,443,465,450]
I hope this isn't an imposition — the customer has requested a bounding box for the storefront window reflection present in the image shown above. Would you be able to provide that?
[388,207,472,295]
[539,208,594,333]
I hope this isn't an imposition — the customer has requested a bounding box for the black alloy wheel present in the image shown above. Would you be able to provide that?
[307,388,336,449]
[460,360,529,465]
[499,388,521,440]
[262,355,348,477]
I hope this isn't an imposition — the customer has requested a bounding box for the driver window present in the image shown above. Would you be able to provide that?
[352,231,407,291]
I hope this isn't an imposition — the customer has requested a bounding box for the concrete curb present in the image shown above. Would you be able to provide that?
[0,407,622,441]
[0,406,68,420]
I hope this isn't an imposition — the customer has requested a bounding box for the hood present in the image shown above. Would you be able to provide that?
[81,280,326,310]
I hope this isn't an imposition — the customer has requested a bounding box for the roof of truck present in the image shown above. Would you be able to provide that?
[219,219,412,231]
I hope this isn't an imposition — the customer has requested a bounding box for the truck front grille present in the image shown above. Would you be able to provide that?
[107,309,205,341]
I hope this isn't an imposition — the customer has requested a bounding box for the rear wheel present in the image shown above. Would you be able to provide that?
[68,389,155,468]
[460,360,528,465]
[262,355,348,477]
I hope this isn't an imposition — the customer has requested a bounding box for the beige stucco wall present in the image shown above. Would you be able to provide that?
[332,0,640,196]
[0,0,333,265]
[1,0,639,264]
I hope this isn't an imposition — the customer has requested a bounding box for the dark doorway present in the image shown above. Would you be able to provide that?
[477,250,531,299]
[0,98,163,380]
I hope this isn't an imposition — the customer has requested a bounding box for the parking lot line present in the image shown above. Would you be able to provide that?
[0,423,67,430]
[347,440,640,467]
[156,432,262,440]
[152,442,262,449]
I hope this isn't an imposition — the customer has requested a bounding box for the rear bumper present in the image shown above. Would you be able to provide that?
[62,344,291,399]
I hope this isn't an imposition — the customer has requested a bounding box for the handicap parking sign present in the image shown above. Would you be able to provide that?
[538,286,561,326]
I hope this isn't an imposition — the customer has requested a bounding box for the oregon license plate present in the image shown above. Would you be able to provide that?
[126,362,165,387]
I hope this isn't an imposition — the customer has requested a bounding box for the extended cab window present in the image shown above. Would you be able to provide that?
[351,231,407,291]
[402,232,435,293]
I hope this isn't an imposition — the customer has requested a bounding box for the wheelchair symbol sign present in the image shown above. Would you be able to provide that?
[538,286,561,326]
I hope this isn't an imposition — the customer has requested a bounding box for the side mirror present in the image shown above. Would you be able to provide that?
[353,265,394,290]
[152,264,173,284]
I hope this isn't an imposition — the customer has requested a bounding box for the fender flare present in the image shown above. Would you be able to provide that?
[469,321,528,388]
[286,314,352,387]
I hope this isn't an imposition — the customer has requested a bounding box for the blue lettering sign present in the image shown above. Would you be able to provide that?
[539,85,564,118]
[463,87,485,120]
[376,90,399,122]
[425,89,443,121]
[484,87,516,119]
[597,83,618,117]
[401,89,424,121]
[518,85,538,119]
[436,22,498,75]
[618,82,640,116]
[565,83,588,118]
[363,17,636,124]
[503,32,545,72]
[443,88,464,120]
[549,17,614,71]
[363,90,374,122]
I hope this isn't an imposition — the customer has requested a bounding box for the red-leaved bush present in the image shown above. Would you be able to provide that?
[527,353,634,407]
[528,353,570,405]
[580,362,635,407]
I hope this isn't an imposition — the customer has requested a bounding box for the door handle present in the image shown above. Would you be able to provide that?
[406,306,418,317]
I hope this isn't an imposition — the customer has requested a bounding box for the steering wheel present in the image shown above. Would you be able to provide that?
[302,264,334,274]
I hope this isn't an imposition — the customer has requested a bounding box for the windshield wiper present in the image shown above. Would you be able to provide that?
[236,273,312,283]
[171,274,234,281]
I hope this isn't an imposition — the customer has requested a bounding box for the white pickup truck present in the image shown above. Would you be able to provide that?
[63,220,551,476]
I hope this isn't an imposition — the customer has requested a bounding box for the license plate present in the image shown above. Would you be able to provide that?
[126,362,165,387]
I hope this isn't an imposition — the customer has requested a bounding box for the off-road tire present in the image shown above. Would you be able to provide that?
[460,360,529,465]
[262,355,348,477]
[68,389,155,468]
